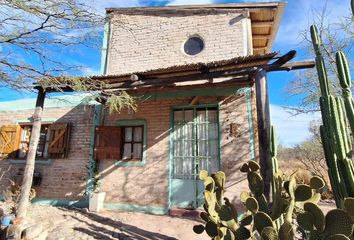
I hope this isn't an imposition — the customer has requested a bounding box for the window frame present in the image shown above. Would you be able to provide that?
[121,125,144,161]
[116,119,147,166]
[16,124,51,161]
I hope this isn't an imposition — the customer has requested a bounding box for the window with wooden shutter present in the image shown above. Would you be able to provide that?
[48,123,71,158]
[94,126,122,160]
[0,125,21,158]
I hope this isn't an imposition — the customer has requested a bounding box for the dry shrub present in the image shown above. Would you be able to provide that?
[3,179,36,214]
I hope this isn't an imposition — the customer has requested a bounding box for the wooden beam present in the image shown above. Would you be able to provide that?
[255,69,271,201]
[105,69,253,89]
[252,21,273,27]
[266,60,315,72]
[189,96,199,105]
[253,34,270,40]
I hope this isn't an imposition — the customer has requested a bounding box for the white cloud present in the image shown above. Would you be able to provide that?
[167,0,214,6]
[275,0,352,48]
[81,67,100,76]
[84,0,141,13]
[270,104,321,147]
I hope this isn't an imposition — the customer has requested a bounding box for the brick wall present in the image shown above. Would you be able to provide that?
[0,105,95,200]
[100,88,256,208]
[107,11,246,75]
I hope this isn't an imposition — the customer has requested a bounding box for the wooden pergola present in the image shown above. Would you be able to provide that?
[18,51,314,218]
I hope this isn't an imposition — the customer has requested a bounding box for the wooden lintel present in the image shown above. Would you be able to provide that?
[189,96,199,105]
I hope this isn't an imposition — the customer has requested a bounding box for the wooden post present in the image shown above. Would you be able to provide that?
[16,87,46,219]
[255,69,271,200]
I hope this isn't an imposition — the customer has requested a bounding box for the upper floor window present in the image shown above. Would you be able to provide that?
[183,36,204,56]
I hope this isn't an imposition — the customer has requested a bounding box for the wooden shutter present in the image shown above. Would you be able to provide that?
[48,123,71,158]
[0,125,21,157]
[94,126,122,160]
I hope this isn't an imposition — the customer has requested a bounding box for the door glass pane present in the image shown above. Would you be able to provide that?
[208,110,217,123]
[174,110,183,122]
[185,110,193,122]
[133,143,142,159]
[125,127,132,141]
[123,143,131,159]
[134,127,142,142]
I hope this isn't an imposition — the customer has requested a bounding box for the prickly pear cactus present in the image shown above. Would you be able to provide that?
[296,198,354,239]
[193,170,252,239]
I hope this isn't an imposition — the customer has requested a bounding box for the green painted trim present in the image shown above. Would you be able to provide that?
[0,94,94,112]
[104,203,168,215]
[16,118,58,124]
[100,21,110,75]
[9,159,52,165]
[168,104,221,208]
[168,108,174,209]
[217,103,222,169]
[32,198,88,208]
[114,119,147,166]
[138,86,244,101]
[85,104,103,196]
[237,87,255,160]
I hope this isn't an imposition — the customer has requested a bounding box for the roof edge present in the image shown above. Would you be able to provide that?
[106,2,283,13]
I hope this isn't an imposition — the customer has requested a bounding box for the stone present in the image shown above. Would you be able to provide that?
[22,224,43,239]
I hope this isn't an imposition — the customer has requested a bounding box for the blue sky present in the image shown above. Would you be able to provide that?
[0,0,352,146]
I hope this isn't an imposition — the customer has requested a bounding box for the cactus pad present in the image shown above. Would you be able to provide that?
[205,221,218,237]
[297,211,315,231]
[295,184,313,201]
[193,224,205,234]
[240,163,250,173]
[310,176,325,190]
[247,172,264,195]
[261,226,279,240]
[304,202,325,232]
[324,209,353,237]
[245,197,259,214]
[234,225,250,240]
[254,211,274,234]
[326,234,350,240]
[344,197,354,218]
[248,160,260,172]
[240,191,250,203]
[199,170,208,181]
[240,215,253,226]
[278,221,294,240]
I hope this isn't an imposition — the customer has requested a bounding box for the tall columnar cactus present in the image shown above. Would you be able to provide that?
[310,25,354,208]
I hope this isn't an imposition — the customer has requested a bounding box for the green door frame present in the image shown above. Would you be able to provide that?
[168,103,221,208]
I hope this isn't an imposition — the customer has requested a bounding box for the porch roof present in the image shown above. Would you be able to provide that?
[39,51,314,93]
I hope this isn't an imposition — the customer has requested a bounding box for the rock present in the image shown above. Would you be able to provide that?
[32,230,48,240]
[5,224,22,240]
[22,224,43,239]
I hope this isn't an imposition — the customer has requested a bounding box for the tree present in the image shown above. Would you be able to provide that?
[293,120,329,185]
[0,0,136,226]
[286,4,353,113]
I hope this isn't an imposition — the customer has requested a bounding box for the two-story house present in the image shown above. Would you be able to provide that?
[0,2,300,214]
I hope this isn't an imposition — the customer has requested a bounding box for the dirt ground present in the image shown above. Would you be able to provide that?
[1,201,336,240]
[1,204,208,240]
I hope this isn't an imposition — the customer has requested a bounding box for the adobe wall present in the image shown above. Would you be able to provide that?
[106,10,246,75]
[0,105,95,200]
[100,87,257,209]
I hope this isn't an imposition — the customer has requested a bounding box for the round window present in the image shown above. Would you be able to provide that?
[183,36,204,56]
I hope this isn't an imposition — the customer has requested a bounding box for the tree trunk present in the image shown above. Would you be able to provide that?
[255,69,271,200]
[16,88,46,219]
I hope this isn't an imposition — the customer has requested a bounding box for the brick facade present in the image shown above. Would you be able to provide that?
[100,87,256,208]
[0,105,95,200]
[106,10,246,75]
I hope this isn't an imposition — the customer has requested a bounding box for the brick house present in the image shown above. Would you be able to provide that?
[0,3,313,214]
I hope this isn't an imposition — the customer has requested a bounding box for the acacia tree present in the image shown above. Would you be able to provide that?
[286,5,353,113]
[0,0,136,225]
